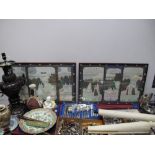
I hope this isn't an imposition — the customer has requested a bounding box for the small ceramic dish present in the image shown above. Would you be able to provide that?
[19,108,57,134]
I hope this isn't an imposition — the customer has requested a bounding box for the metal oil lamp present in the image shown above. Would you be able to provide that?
[0,53,26,116]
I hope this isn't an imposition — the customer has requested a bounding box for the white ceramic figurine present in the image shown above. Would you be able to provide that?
[43,96,56,109]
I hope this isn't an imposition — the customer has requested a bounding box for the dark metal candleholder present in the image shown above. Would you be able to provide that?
[0,53,26,116]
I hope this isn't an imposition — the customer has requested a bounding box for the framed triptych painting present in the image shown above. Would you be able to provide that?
[0,63,76,103]
[79,63,148,103]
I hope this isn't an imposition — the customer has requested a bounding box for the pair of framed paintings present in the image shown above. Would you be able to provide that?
[0,63,148,104]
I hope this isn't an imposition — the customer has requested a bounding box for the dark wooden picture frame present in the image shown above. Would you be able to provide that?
[79,63,148,104]
[152,75,155,88]
[0,63,76,103]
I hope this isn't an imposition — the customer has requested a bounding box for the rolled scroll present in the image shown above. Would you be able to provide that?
[98,109,155,122]
[88,121,155,134]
